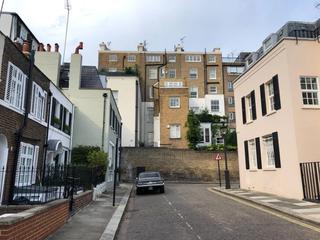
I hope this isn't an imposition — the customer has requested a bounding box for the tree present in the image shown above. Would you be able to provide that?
[71,145,101,165]
[186,110,201,149]
[87,150,108,168]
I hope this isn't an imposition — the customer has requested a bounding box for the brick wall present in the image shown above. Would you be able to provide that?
[120,147,239,182]
[0,191,92,240]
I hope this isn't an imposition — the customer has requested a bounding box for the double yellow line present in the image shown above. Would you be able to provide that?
[207,188,320,234]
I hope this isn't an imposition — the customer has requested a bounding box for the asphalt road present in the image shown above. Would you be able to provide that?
[116,183,320,240]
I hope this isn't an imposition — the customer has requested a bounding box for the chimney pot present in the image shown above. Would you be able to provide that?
[47,44,51,52]
[75,42,83,54]
[22,41,31,57]
[38,43,45,52]
[54,43,59,52]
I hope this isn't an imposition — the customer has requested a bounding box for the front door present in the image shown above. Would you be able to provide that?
[0,134,8,204]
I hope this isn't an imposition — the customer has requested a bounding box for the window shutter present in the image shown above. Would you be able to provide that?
[260,84,267,116]
[251,90,257,120]
[244,141,249,170]
[255,137,262,169]
[51,98,56,125]
[272,132,281,168]
[59,104,63,130]
[241,97,246,124]
[273,75,281,110]
[69,113,72,133]
[5,64,13,102]
[32,146,39,184]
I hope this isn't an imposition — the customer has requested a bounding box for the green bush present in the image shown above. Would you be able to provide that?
[71,145,100,165]
[87,150,108,168]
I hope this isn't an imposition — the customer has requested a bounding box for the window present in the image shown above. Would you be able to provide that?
[149,68,158,80]
[246,95,253,121]
[164,81,183,88]
[146,55,161,62]
[266,81,275,112]
[170,124,181,138]
[20,26,28,40]
[209,86,217,94]
[109,55,118,62]
[228,112,235,122]
[15,142,39,186]
[200,127,210,143]
[208,55,216,63]
[30,82,47,122]
[189,68,198,79]
[248,139,257,169]
[190,107,199,112]
[228,96,234,106]
[228,81,233,91]
[227,66,244,75]
[300,76,319,106]
[149,86,153,99]
[168,69,176,78]
[209,67,217,80]
[189,87,198,98]
[108,68,117,72]
[127,55,136,62]
[185,55,201,62]
[216,137,224,145]
[263,135,275,168]
[168,55,176,62]
[211,100,219,112]
[169,97,180,108]
[4,62,27,111]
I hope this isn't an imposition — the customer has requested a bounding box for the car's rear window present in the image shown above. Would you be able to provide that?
[139,172,160,178]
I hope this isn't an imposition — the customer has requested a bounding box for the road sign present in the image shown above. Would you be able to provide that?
[215,153,223,161]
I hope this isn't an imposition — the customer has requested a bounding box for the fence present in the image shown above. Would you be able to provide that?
[3,165,105,205]
[300,162,320,202]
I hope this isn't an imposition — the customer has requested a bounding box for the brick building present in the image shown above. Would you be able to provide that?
[98,43,246,148]
[0,33,50,204]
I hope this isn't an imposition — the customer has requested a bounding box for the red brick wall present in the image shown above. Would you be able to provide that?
[0,191,92,240]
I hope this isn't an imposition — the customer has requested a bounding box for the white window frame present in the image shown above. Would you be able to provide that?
[170,124,181,139]
[209,67,217,80]
[208,55,216,63]
[209,86,217,94]
[189,68,198,79]
[30,82,47,122]
[149,68,158,80]
[266,80,275,112]
[164,81,183,88]
[168,55,176,63]
[246,95,253,121]
[108,68,117,72]
[109,54,118,62]
[149,86,154,99]
[263,135,275,168]
[228,81,233,91]
[185,55,201,62]
[127,55,136,62]
[211,100,220,112]
[228,112,235,122]
[248,139,257,170]
[227,66,244,75]
[228,96,234,106]
[168,69,176,78]
[169,97,180,108]
[146,55,161,62]
[300,76,319,106]
[4,62,27,111]
[189,87,198,98]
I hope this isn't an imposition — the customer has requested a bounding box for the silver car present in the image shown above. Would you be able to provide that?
[136,171,165,194]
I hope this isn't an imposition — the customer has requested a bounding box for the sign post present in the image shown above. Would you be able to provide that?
[215,153,223,187]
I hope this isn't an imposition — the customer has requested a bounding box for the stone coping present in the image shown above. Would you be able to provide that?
[0,190,92,226]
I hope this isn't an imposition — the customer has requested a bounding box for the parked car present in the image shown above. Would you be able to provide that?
[136,171,165,194]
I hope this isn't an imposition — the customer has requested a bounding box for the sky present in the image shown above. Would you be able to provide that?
[3,0,320,66]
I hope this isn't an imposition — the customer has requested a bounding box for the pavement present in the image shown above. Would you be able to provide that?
[212,186,320,228]
[48,183,132,240]
[116,183,320,240]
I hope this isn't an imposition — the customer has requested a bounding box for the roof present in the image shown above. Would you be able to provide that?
[59,63,103,89]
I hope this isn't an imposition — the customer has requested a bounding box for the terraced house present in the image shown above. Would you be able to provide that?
[98,43,246,148]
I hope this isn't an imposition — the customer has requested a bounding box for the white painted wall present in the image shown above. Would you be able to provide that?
[153,115,160,147]
[189,94,225,116]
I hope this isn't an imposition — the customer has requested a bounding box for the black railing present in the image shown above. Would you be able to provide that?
[300,162,320,202]
[289,28,320,44]
[4,165,105,205]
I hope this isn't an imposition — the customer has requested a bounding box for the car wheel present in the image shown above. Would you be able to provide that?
[160,186,165,193]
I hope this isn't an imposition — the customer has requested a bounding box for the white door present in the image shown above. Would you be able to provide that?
[0,134,8,204]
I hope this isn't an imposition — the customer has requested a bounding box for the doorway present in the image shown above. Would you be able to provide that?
[0,134,8,204]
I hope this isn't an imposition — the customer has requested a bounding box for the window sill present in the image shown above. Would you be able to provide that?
[249,169,258,172]
[246,120,254,125]
[169,107,181,109]
[301,105,320,110]
[169,138,181,140]
[266,110,277,116]
[263,168,276,171]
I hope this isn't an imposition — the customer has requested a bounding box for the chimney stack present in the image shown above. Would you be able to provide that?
[99,42,108,51]
[174,43,184,52]
[75,42,83,54]
[22,41,31,57]
[47,44,51,52]
[54,43,59,52]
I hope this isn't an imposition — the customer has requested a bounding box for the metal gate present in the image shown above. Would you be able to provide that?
[300,162,320,201]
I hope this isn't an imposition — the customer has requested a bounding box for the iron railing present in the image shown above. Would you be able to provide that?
[300,162,320,202]
[2,165,106,205]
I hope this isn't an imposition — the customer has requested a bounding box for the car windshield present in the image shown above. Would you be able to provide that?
[139,172,160,179]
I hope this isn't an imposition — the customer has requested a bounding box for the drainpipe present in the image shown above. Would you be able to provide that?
[42,90,52,183]
[8,44,34,204]
[102,93,108,150]
[203,49,208,95]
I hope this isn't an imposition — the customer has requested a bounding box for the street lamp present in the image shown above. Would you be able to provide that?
[220,117,231,189]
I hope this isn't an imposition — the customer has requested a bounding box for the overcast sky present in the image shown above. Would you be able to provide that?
[3,0,320,66]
